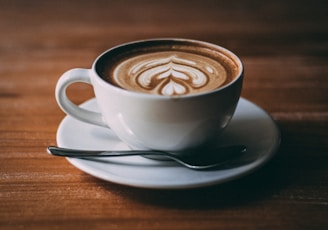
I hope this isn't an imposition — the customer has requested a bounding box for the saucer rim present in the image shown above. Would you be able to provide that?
[56,97,280,189]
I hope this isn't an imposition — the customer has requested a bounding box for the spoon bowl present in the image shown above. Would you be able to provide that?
[47,145,246,170]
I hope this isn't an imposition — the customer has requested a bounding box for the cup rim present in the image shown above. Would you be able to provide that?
[91,38,244,99]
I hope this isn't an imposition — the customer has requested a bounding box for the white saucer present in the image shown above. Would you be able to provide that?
[56,98,280,189]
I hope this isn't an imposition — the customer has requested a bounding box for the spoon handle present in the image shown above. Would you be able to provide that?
[47,146,165,158]
[47,145,247,170]
[47,145,246,158]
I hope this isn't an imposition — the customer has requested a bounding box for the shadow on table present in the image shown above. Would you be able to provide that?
[84,117,328,209]
[86,148,294,209]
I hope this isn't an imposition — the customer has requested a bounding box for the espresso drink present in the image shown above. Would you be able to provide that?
[97,40,239,96]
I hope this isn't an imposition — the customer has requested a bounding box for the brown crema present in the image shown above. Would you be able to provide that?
[97,40,240,96]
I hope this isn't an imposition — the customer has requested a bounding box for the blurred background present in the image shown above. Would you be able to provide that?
[1,0,326,106]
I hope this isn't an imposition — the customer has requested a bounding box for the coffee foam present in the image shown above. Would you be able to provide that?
[113,51,229,96]
[99,42,238,96]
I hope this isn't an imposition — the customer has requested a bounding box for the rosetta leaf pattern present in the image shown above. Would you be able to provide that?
[131,55,211,96]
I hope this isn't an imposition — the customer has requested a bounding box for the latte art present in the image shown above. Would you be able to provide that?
[113,51,229,96]
[131,55,213,95]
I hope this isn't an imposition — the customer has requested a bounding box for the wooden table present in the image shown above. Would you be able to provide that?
[1,0,327,229]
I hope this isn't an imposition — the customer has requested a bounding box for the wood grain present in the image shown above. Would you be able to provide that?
[1,0,327,229]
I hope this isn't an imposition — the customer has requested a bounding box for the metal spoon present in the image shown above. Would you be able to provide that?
[47,145,246,170]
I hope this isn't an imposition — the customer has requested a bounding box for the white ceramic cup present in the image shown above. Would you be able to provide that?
[56,38,244,153]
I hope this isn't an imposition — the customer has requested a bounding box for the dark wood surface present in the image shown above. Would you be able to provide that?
[1,0,327,229]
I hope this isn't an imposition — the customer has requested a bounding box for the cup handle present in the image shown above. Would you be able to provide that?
[55,68,108,128]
